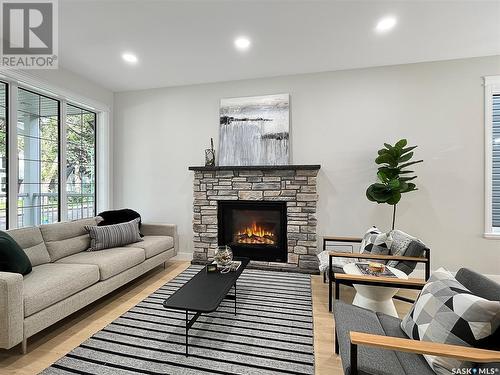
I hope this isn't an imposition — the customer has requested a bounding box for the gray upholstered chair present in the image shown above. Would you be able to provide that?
[333,268,500,375]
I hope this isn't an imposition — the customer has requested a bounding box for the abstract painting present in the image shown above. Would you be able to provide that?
[218,94,289,166]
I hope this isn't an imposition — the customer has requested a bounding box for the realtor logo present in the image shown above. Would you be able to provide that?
[0,0,58,68]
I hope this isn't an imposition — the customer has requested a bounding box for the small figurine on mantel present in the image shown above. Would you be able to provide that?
[204,138,215,167]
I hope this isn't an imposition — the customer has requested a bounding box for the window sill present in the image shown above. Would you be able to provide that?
[483,232,500,239]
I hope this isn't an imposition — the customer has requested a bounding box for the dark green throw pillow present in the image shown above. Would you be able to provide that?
[0,231,32,275]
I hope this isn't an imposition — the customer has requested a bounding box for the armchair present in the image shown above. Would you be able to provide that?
[333,268,500,375]
[323,235,430,311]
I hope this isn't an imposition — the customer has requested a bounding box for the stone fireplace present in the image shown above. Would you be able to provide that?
[189,165,320,273]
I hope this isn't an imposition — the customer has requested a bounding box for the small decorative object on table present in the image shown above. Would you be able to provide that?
[204,138,215,166]
[368,262,385,274]
[356,262,397,277]
[209,259,242,274]
[228,260,242,271]
[214,245,233,267]
[206,263,218,273]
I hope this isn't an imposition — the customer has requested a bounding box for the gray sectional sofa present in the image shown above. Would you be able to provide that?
[0,217,178,353]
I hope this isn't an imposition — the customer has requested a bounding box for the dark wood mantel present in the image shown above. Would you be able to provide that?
[188,164,321,171]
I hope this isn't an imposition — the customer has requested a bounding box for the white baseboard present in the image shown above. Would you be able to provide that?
[172,252,193,261]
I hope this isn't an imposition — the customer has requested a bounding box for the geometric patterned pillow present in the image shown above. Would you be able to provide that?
[360,228,393,264]
[359,226,381,251]
[401,268,500,374]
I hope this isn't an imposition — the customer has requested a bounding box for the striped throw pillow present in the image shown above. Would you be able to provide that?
[85,218,143,251]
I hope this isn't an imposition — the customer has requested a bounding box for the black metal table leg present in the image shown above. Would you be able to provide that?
[234,282,237,315]
[185,310,188,357]
[334,328,339,354]
[328,254,333,311]
[334,281,340,353]
[184,310,202,357]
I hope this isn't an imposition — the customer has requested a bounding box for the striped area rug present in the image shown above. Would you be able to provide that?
[42,265,315,375]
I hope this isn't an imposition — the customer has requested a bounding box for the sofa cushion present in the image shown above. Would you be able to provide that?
[377,313,434,375]
[23,263,100,317]
[40,217,100,261]
[56,247,145,280]
[126,235,173,259]
[333,300,405,375]
[0,231,32,275]
[7,227,51,266]
[456,268,500,302]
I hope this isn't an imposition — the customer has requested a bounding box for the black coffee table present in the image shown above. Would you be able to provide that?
[163,258,249,356]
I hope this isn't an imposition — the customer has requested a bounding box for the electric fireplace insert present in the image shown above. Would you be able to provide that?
[218,200,287,262]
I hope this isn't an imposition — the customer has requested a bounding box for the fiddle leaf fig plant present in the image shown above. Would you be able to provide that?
[366,139,423,229]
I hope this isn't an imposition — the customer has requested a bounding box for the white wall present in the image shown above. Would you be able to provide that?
[113,56,500,275]
[26,67,114,108]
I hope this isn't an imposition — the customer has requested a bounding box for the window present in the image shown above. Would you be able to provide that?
[0,75,105,230]
[66,104,96,220]
[0,82,7,229]
[485,76,500,237]
[17,88,60,227]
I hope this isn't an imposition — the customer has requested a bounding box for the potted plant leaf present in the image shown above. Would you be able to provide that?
[366,139,423,230]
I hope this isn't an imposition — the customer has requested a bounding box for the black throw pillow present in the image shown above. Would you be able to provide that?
[97,209,143,236]
[0,231,32,275]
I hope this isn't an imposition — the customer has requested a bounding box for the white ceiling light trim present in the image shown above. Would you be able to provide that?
[122,52,138,64]
[234,37,251,51]
[375,16,397,33]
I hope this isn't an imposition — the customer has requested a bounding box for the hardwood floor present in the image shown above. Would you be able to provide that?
[0,260,415,375]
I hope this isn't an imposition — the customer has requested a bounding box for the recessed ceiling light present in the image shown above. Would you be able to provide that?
[234,37,251,51]
[375,16,397,33]
[122,52,138,64]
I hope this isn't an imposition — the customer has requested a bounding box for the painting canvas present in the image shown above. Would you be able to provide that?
[219,94,290,166]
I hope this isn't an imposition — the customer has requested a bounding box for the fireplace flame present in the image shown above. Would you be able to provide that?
[235,222,276,245]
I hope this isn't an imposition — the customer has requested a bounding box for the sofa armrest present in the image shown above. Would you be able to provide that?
[0,272,24,349]
[350,332,500,363]
[141,223,179,255]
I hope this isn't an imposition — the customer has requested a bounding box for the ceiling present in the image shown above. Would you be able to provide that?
[59,0,500,92]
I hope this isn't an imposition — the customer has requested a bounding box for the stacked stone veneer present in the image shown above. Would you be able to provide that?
[191,167,320,273]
